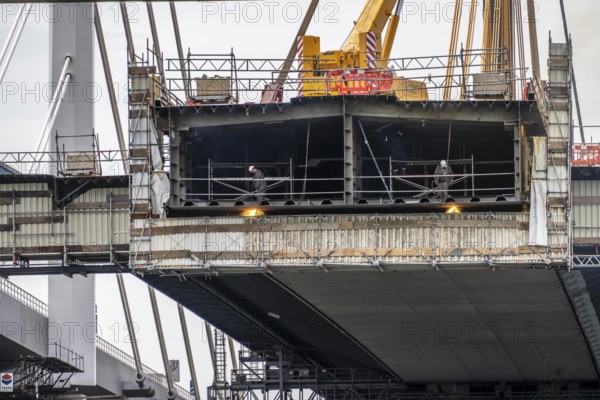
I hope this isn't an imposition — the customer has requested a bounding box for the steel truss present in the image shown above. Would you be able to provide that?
[163,49,527,103]
[573,255,600,268]
[0,150,126,176]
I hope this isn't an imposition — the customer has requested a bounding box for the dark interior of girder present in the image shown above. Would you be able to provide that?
[174,116,514,204]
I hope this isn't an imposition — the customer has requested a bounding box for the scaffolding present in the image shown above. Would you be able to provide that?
[162,49,528,104]
[177,159,516,207]
[10,342,83,400]
[54,131,103,177]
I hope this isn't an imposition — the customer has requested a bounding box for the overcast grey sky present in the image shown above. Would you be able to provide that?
[4,0,600,396]
[1,0,599,153]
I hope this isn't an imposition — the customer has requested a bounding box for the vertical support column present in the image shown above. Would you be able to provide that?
[512,123,522,200]
[170,129,182,206]
[49,3,95,153]
[48,275,96,385]
[179,305,201,400]
[48,3,96,387]
[148,287,177,399]
[546,42,571,263]
[526,0,541,78]
[343,100,355,205]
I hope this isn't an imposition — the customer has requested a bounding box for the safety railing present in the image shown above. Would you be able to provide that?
[49,341,84,371]
[232,365,395,386]
[97,337,195,400]
[178,167,516,204]
[0,150,127,176]
[162,49,529,104]
[0,276,48,316]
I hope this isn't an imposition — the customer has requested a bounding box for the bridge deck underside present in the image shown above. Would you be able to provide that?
[142,269,598,384]
[0,340,38,370]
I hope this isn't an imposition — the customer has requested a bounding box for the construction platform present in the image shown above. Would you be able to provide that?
[162,96,545,212]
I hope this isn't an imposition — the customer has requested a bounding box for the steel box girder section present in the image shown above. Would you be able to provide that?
[134,260,569,278]
[0,264,128,277]
[159,102,343,132]
[160,99,543,131]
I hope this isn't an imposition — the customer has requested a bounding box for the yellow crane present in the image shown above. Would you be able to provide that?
[297,0,427,100]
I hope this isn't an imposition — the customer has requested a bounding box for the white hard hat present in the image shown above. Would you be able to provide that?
[440,160,447,167]
[248,166,255,172]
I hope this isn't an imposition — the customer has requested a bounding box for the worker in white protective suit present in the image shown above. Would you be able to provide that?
[433,159,453,200]
[249,166,268,201]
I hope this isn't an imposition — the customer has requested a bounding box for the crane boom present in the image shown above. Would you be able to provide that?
[382,0,404,60]
[342,0,398,53]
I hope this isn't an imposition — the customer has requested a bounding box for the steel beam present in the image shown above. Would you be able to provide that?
[120,2,136,62]
[169,2,190,98]
[0,3,31,84]
[148,287,177,399]
[116,274,145,375]
[513,122,522,200]
[163,100,539,131]
[147,2,165,81]
[343,101,355,205]
[179,304,202,400]
[526,0,540,78]
[275,0,319,85]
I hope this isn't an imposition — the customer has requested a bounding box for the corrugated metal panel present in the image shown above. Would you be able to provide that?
[68,209,130,247]
[574,180,600,197]
[73,187,128,204]
[0,183,129,261]
[0,182,56,253]
[573,180,600,241]
[574,204,600,239]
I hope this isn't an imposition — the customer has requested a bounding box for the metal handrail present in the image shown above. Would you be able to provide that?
[96,337,194,400]
[0,150,126,175]
[50,341,85,371]
[179,171,517,202]
[164,49,528,103]
[0,277,48,316]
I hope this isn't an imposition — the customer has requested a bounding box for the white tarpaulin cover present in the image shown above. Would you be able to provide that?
[152,169,170,218]
[150,122,163,171]
[533,137,548,172]
[529,179,548,246]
